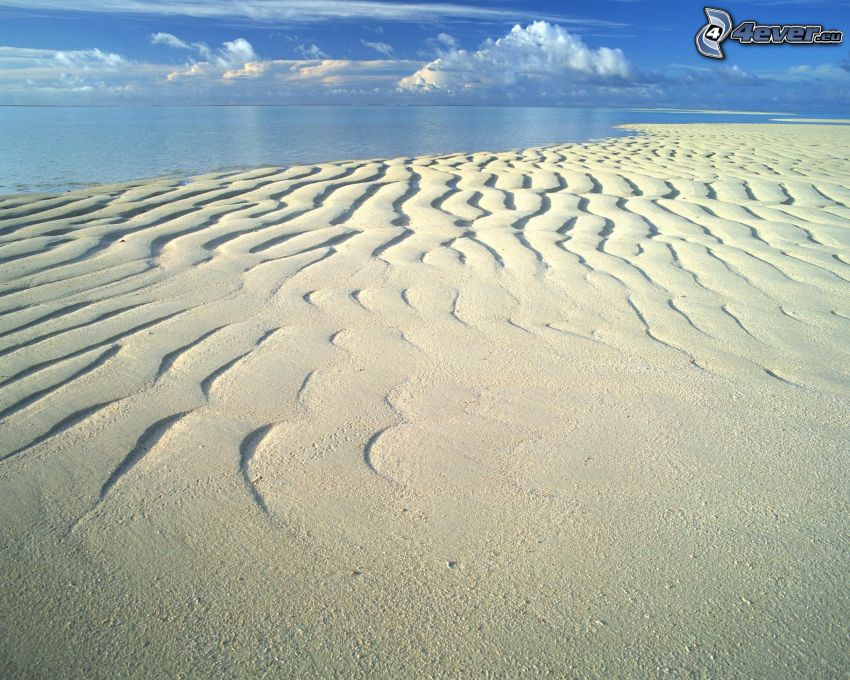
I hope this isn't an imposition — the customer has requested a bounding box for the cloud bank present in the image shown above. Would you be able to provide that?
[1,21,849,110]
[399,21,633,96]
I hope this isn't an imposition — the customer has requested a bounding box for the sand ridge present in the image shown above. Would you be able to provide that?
[0,124,848,678]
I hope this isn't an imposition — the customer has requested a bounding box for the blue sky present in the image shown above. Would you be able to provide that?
[0,0,848,111]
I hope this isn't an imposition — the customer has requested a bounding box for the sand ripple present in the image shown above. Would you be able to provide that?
[1,124,848,677]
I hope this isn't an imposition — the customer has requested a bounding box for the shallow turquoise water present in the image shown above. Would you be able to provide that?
[0,105,826,195]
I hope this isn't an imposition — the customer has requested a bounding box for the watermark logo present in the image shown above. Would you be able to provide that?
[696,7,843,59]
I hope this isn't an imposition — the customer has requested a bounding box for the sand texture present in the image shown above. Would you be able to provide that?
[0,124,848,678]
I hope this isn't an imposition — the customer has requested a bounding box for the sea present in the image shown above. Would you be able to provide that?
[0,105,836,196]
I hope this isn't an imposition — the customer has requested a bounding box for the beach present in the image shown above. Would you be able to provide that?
[1,123,848,677]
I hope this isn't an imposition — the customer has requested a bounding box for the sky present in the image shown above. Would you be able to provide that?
[0,0,849,111]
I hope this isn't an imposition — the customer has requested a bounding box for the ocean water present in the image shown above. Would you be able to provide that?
[0,105,824,196]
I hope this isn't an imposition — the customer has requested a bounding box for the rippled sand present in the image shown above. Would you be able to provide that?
[1,124,848,678]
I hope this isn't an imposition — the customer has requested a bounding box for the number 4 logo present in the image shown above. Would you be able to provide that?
[704,25,724,41]
[695,7,734,59]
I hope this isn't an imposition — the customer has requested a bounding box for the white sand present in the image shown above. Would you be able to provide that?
[771,118,850,124]
[0,124,848,678]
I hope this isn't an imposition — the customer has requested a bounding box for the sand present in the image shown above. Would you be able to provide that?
[0,123,848,678]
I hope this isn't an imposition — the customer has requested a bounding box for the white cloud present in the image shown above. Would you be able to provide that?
[215,38,257,67]
[399,21,632,94]
[0,0,626,27]
[166,37,258,79]
[223,61,268,80]
[290,58,414,85]
[435,33,458,49]
[53,47,125,70]
[0,45,154,101]
[166,54,419,93]
[781,63,850,81]
[361,40,394,57]
[158,36,414,91]
[150,32,190,50]
[150,32,213,59]
[719,64,761,84]
[295,43,329,60]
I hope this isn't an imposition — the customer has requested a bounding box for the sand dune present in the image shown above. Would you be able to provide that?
[1,124,848,678]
